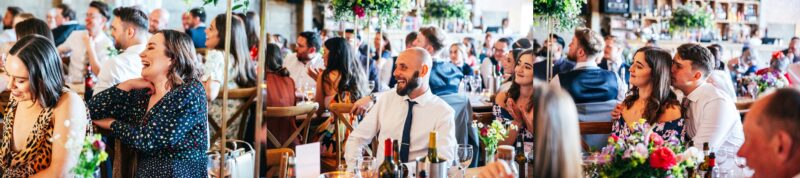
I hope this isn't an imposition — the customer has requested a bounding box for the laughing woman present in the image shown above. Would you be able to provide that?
[89,30,208,177]
[0,35,89,177]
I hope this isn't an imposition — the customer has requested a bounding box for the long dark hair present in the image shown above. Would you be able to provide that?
[234,12,259,49]
[9,35,65,108]
[623,47,680,124]
[158,30,204,88]
[15,18,54,42]
[212,14,257,87]
[376,32,392,55]
[265,43,289,76]
[464,37,477,57]
[322,37,368,101]
[507,49,535,105]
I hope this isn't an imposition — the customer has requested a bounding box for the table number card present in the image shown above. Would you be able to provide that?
[296,142,321,178]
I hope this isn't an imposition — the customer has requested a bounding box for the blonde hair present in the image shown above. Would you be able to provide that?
[532,84,583,178]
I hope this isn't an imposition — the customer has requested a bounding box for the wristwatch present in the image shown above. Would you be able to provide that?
[368,93,377,104]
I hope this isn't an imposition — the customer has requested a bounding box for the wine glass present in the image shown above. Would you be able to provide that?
[304,83,316,103]
[734,156,747,176]
[359,156,376,178]
[368,81,376,92]
[457,144,474,177]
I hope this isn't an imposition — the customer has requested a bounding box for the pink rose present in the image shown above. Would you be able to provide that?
[610,134,620,143]
[649,147,677,170]
[650,133,664,146]
[92,140,106,151]
[352,5,365,18]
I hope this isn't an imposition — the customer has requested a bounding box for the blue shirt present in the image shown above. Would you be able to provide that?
[186,26,207,48]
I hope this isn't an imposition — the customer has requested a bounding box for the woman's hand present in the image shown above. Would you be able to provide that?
[610,104,623,120]
[117,78,155,94]
[476,161,515,178]
[92,118,116,130]
[505,99,524,121]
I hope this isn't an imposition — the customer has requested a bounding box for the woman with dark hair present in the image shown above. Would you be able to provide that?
[203,14,257,140]
[89,30,207,177]
[248,43,297,149]
[0,35,89,177]
[374,31,393,91]
[234,12,260,60]
[497,49,534,146]
[611,47,683,140]
[316,37,369,114]
[462,37,478,67]
[14,18,54,41]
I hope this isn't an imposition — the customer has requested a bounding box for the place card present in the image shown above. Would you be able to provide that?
[296,142,321,178]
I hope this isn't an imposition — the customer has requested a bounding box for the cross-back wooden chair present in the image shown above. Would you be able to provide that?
[263,103,318,148]
[208,87,258,144]
[266,148,294,178]
[578,122,614,151]
[327,103,379,167]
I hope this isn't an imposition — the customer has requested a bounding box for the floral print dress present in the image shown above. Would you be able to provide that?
[89,80,208,178]
[612,116,685,142]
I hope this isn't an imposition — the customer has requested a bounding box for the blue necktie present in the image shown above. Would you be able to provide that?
[400,99,417,162]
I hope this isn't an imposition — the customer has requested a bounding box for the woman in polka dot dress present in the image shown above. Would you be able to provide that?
[89,30,208,177]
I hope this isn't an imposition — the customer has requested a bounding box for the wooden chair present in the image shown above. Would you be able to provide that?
[327,103,378,167]
[264,103,318,148]
[578,122,614,151]
[266,148,294,178]
[208,87,258,144]
[472,112,495,125]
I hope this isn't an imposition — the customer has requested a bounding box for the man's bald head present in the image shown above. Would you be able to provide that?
[394,48,433,96]
[398,47,432,78]
[149,8,169,33]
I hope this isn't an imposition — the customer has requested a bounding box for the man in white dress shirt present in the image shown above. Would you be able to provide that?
[93,7,149,95]
[737,88,800,178]
[58,1,114,84]
[345,48,456,169]
[671,43,744,171]
[286,31,324,97]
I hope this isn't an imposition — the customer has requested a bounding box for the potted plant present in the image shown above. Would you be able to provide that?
[422,0,468,29]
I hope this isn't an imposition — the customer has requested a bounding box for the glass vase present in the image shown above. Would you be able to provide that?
[485,147,496,163]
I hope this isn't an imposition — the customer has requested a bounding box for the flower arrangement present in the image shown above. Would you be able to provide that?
[738,72,789,96]
[589,119,703,177]
[472,106,518,160]
[71,134,109,177]
[533,0,587,31]
[669,4,713,32]
[331,0,408,26]
[422,1,468,23]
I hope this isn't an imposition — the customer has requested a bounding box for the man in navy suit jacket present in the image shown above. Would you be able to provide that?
[52,4,85,46]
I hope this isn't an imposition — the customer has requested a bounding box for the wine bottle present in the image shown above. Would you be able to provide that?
[393,139,408,178]
[379,138,400,178]
[427,132,443,164]
[514,135,528,178]
[703,152,716,178]
[699,142,711,176]
[84,62,94,101]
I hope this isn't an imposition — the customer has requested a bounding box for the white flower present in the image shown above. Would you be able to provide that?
[477,123,484,128]
[683,147,704,164]
[500,129,507,135]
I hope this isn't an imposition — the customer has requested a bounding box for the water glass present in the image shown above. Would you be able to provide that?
[359,156,376,178]
[368,81,376,92]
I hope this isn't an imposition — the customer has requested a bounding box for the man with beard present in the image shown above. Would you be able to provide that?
[148,8,170,34]
[550,28,626,103]
[93,7,149,95]
[533,33,575,80]
[344,48,456,170]
[58,1,114,84]
[598,35,630,84]
[51,4,86,46]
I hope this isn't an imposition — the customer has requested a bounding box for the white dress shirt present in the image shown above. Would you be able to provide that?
[93,43,146,95]
[283,53,324,91]
[59,30,114,83]
[345,88,456,169]
[0,29,15,43]
[706,70,737,101]
[683,83,744,171]
[787,63,800,88]
[550,61,627,101]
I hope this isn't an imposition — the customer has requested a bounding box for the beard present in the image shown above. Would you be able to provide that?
[566,51,578,62]
[396,71,421,96]
[114,40,123,51]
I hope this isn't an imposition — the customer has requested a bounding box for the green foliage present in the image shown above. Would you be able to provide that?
[71,134,109,178]
[422,0,468,23]
[331,0,409,27]
[185,0,251,14]
[669,5,713,32]
[533,0,587,32]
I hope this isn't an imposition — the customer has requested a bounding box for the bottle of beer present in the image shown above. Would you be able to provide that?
[84,62,94,101]
[699,142,711,176]
[379,138,400,178]
[393,139,408,178]
[703,152,716,178]
[514,135,528,178]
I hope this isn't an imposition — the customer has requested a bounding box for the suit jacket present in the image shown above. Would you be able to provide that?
[52,23,85,46]
[598,58,630,84]
[533,58,575,80]
[437,94,480,168]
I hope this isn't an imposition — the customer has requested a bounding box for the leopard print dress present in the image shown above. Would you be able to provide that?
[0,89,88,177]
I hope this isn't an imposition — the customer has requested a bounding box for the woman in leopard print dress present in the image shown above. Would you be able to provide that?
[0,35,90,177]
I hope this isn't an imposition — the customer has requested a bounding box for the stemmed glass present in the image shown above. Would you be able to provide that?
[303,82,316,103]
[457,144,474,177]
[368,81,376,93]
[734,156,748,176]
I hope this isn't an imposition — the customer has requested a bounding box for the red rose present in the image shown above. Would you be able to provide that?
[649,147,677,170]
[610,134,620,142]
[649,133,664,146]
[480,128,488,136]
[352,5,365,18]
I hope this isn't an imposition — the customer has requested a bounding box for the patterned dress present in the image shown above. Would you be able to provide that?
[89,80,208,178]
[204,50,249,141]
[612,116,685,141]
[0,89,89,177]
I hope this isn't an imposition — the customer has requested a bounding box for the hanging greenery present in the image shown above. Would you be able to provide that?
[185,0,251,13]
[331,0,409,27]
[669,5,713,32]
[422,0,468,24]
[533,0,587,31]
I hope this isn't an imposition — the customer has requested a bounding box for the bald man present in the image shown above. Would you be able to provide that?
[737,88,800,178]
[344,48,456,171]
[149,8,170,33]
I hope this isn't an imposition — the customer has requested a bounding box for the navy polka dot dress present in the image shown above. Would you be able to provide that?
[89,79,208,178]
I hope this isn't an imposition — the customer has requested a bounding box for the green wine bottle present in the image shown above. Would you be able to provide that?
[379,138,400,178]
